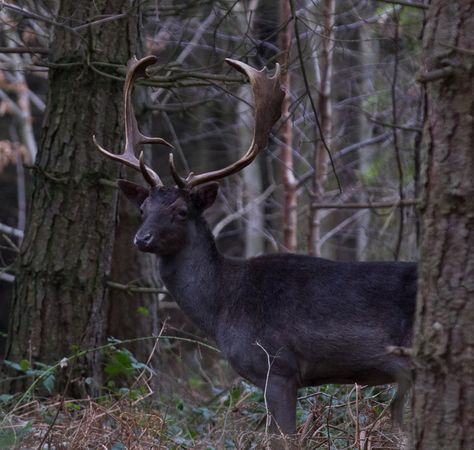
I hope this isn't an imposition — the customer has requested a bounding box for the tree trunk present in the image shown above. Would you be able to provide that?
[239,0,279,257]
[412,1,474,448]
[108,166,161,363]
[355,5,376,261]
[279,0,297,252]
[307,0,335,256]
[241,92,266,258]
[4,0,139,395]
[107,28,162,367]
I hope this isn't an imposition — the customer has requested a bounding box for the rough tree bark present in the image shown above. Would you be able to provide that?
[108,165,161,363]
[412,1,474,448]
[4,0,140,394]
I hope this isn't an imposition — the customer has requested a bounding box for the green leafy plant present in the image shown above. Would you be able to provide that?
[3,359,55,394]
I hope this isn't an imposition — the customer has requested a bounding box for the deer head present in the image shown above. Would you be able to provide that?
[94,56,284,254]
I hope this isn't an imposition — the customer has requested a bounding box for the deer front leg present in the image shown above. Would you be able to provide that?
[265,375,297,435]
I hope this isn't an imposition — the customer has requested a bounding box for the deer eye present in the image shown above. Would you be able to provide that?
[176,208,188,220]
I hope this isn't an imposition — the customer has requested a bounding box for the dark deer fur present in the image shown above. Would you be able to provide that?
[118,180,416,434]
[96,56,416,435]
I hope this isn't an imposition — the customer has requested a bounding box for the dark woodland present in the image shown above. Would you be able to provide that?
[0,1,472,449]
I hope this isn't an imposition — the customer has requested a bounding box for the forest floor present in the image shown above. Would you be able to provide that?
[0,338,408,449]
[0,384,408,449]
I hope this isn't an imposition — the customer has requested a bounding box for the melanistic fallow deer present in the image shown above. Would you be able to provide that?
[95,56,416,436]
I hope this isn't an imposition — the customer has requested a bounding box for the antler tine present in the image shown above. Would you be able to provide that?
[94,55,173,187]
[169,59,285,189]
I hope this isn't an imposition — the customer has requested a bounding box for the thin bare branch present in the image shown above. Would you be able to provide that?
[0,1,76,32]
[0,272,15,282]
[0,222,23,238]
[309,198,419,209]
[376,0,429,10]
[72,12,128,31]
[0,46,48,54]
[290,0,341,194]
[106,281,168,295]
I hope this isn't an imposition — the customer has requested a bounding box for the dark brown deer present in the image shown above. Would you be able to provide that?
[95,56,416,435]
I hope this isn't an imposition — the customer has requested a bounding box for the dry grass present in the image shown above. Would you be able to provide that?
[0,381,408,449]
[2,397,164,449]
[0,335,408,449]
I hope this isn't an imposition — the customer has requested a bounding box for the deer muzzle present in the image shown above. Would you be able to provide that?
[134,232,155,252]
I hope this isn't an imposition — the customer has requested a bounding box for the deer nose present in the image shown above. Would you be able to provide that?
[134,232,154,249]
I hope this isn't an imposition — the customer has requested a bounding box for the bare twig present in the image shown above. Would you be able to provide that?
[376,0,428,9]
[297,132,393,188]
[355,384,360,448]
[308,198,419,209]
[255,341,273,436]
[0,1,76,33]
[289,0,341,194]
[106,281,168,295]
[368,117,422,132]
[98,178,118,188]
[319,210,367,247]
[0,46,48,54]
[0,222,24,238]
[0,272,15,282]
[386,345,414,356]
[416,66,454,83]
[72,12,128,31]
[36,366,73,450]
[439,43,474,56]
[212,185,275,238]
[153,10,217,102]
[0,231,18,251]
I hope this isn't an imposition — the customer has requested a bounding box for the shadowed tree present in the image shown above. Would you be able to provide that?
[412,1,474,448]
[4,0,143,394]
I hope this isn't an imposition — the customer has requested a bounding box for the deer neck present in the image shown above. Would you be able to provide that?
[157,217,225,338]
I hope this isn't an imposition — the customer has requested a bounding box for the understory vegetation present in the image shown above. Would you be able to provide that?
[1,336,406,449]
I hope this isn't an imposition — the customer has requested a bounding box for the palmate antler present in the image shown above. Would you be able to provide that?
[95,56,284,189]
[169,59,285,188]
[93,55,173,187]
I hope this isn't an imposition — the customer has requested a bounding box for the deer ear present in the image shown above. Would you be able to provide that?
[117,180,149,207]
[192,182,219,211]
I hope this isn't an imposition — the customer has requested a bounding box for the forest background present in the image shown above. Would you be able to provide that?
[0,0,472,448]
